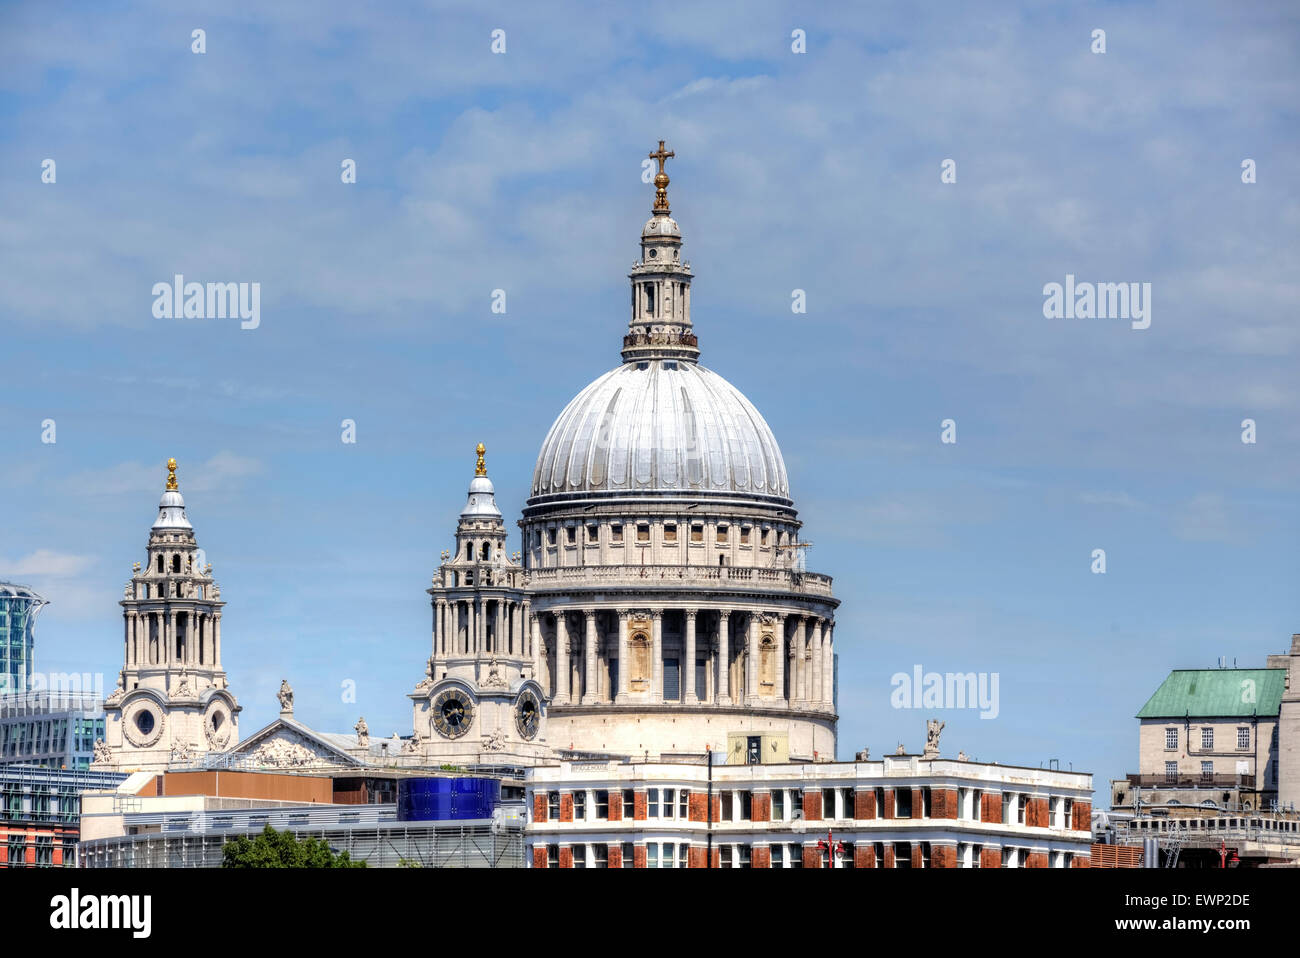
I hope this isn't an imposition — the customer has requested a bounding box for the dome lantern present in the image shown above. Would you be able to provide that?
[622,140,699,365]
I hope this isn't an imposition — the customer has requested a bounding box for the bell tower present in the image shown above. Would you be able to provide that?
[410,444,548,765]
[96,458,241,770]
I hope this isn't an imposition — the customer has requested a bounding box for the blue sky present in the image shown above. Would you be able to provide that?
[1,1,1297,800]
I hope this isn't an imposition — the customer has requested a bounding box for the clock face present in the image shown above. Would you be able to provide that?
[515,691,540,741]
[431,689,474,739]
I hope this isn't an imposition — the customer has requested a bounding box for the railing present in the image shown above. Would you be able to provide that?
[1126,774,1256,788]
[526,564,834,596]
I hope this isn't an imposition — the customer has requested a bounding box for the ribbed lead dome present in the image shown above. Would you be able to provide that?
[530,360,790,504]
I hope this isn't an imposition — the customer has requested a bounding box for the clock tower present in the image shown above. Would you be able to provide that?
[409,445,549,764]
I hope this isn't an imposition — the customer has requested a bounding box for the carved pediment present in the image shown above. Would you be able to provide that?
[239,727,343,769]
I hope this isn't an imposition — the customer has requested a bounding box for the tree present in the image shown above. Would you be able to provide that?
[221,824,366,868]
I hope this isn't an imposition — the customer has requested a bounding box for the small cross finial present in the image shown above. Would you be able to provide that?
[165,458,178,491]
[648,139,675,212]
[475,442,487,477]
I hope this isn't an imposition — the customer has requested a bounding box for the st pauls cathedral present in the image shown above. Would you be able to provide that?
[96,143,838,773]
[87,145,1094,869]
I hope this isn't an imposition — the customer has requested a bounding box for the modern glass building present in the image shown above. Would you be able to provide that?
[0,693,104,769]
[0,584,46,694]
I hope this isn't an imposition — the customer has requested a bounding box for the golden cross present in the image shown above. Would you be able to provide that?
[648,140,675,177]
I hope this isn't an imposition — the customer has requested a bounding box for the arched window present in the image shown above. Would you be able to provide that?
[481,542,491,561]
[171,554,181,573]
[645,284,655,316]
[156,555,164,573]
[466,543,473,560]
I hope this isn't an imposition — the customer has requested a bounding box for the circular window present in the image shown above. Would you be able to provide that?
[648,248,658,258]
[136,711,155,736]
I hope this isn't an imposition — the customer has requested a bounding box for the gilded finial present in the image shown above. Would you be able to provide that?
[166,457,178,491]
[649,139,674,212]
[475,442,487,477]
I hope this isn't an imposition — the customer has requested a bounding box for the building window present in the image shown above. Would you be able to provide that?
[1017,794,1028,825]
[1202,728,1214,750]
[1064,798,1074,828]
[737,844,751,868]
[595,790,609,819]
[622,841,634,868]
[586,524,598,543]
[664,843,677,868]
[679,789,689,819]
[1002,847,1017,868]
[1238,727,1250,750]
[593,845,608,868]
[716,525,729,543]
[572,844,587,869]
[720,791,733,821]
[547,846,559,869]
[1165,761,1178,783]
[772,789,785,821]
[647,843,659,868]
[1166,728,1178,750]
[761,528,769,546]
[636,523,650,542]
[921,787,932,819]
[739,790,752,821]
[740,527,751,545]
[663,788,676,820]
[771,844,784,868]
[648,788,659,818]
[547,528,557,546]
[664,523,677,542]
[548,792,560,820]
[874,842,885,869]
[895,788,912,819]
[623,789,634,818]
[691,524,703,543]
[565,526,576,544]
[894,842,912,868]
[1201,761,1214,779]
[719,846,732,868]
[841,842,855,868]
[972,843,982,868]
[611,524,623,543]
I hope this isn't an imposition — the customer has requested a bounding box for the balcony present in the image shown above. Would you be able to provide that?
[525,564,834,597]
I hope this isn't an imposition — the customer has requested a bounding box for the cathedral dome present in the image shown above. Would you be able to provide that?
[529,360,790,505]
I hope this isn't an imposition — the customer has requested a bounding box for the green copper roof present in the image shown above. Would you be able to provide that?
[1137,669,1285,719]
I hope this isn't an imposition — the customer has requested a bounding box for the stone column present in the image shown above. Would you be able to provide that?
[823,621,835,710]
[168,611,177,668]
[717,610,731,705]
[528,612,540,680]
[775,613,787,706]
[746,613,760,706]
[478,597,487,653]
[213,613,222,668]
[651,611,664,701]
[683,610,698,703]
[512,602,522,656]
[556,613,570,704]
[809,618,824,708]
[616,610,630,703]
[582,610,598,704]
[521,599,531,657]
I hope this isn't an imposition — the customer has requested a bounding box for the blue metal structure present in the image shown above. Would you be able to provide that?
[397,777,500,821]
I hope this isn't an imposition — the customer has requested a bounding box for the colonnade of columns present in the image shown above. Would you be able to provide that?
[530,606,834,712]
[434,596,531,658]
[123,608,222,671]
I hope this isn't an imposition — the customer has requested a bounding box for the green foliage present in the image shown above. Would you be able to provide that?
[397,857,423,868]
[221,824,366,868]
